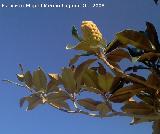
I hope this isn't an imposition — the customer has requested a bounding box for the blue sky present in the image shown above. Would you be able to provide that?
[0,0,160,134]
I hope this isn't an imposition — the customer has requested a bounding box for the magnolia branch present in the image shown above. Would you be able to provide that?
[98,52,160,91]
[2,79,129,118]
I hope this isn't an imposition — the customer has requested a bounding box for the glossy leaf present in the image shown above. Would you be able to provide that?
[145,22,160,51]
[121,101,154,115]
[136,94,154,106]
[139,52,160,61]
[109,77,125,94]
[116,30,153,51]
[129,73,146,81]
[107,48,131,62]
[110,85,144,103]
[105,39,126,53]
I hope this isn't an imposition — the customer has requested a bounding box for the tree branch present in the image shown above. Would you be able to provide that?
[97,52,160,91]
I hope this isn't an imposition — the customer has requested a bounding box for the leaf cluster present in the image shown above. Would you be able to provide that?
[6,21,160,134]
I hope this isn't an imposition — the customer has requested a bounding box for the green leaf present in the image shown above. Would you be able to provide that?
[24,71,33,88]
[78,98,101,111]
[110,84,144,103]
[107,48,132,62]
[110,76,124,94]
[116,30,153,51]
[20,93,43,111]
[121,101,154,115]
[74,59,97,90]
[139,52,160,61]
[81,69,98,89]
[33,68,47,91]
[66,41,100,52]
[47,91,70,102]
[105,39,125,53]
[80,85,101,94]
[98,73,114,92]
[47,73,61,92]
[145,22,160,51]
[136,94,154,106]
[96,103,111,117]
[61,67,77,93]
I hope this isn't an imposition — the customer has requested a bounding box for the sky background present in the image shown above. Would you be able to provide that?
[0,0,160,134]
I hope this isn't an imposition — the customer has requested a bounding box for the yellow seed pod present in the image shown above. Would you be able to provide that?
[81,21,103,46]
